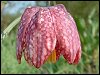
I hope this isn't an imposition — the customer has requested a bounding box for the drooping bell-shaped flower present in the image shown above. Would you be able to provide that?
[16,4,81,68]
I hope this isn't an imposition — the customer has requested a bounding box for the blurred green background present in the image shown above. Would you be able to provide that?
[1,1,99,74]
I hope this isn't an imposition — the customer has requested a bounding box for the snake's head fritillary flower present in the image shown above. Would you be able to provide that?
[16,4,81,68]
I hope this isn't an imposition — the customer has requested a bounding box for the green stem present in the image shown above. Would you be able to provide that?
[1,16,21,41]
[48,1,51,6]
[53,1,56,5]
